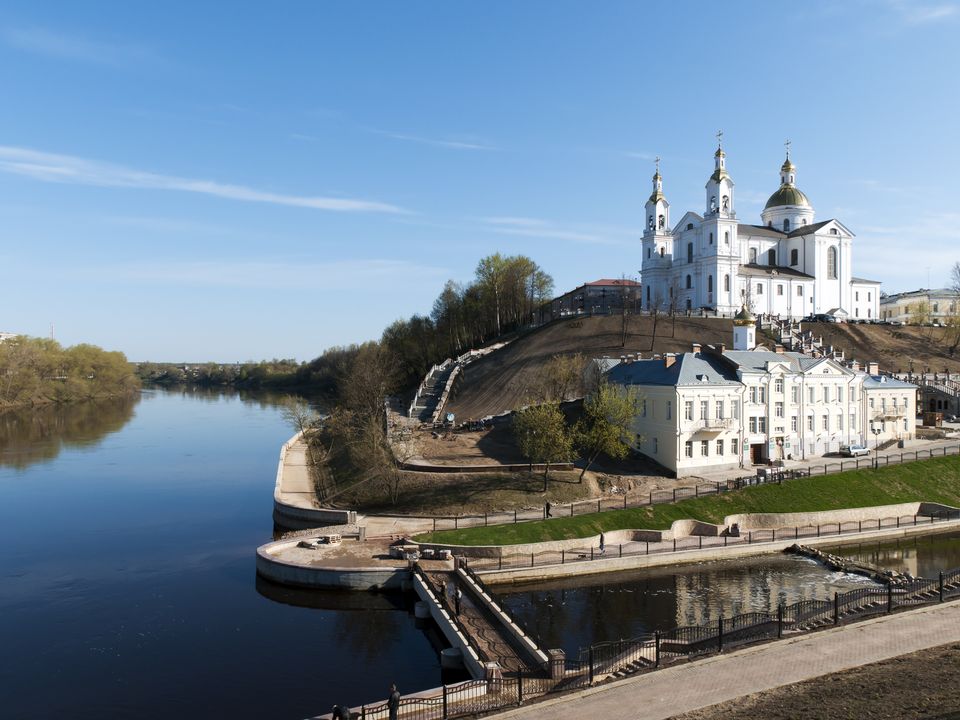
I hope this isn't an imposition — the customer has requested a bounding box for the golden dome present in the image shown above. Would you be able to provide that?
[764,184,810,210]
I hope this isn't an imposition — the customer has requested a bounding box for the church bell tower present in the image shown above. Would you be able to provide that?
[705,131,735,219]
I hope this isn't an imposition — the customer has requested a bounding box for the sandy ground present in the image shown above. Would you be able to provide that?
[671,642,960,720]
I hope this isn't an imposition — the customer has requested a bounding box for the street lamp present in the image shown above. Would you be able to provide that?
[871,424,881,468]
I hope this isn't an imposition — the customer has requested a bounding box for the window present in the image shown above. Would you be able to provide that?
[756,283,763,295]
[809,387,815,403]
[759,386,767,403]
[731,439,739,455]
[827,246,838,279]
[685,441,693,458]
[790,248,799,266]
[758,417,767,433]
[687,243,694,263]
[855,291,859,301]
[724,231,730,245]
[709,232,713,245]
[777,284,784,296]
[807,415,814,431]
[749,387,758,403]
[716,400,724,419]
[724,274,730,292]
[666,401,672,420]
[708,275,714,293]
[768,249,776,265]
[687,223,694,230]
[716,439,724,455]
[791,386,799,403]
[822,415,829,430]
[837,387,844,402]
[837,414,844,430]
[797,285,803,297]
[646,286,651,303]
[732,400,740,419]
[749,248,757,263]
[641,399,647,418]
[903,418,908,431]
[868,293,872,302]
[775,402,784,418]
[823,386,830,403]
[659,247,664,257]
[869,397,875,409]
[749,417,758,433]
[685,401,694,420]
[700,400,708,419]
[686,274,692,289]
[791,416,798,432]
[653,438,658,454]
[830,227,839,235]
[783,218,791,232]
[850,413,856,430]
[701,440,709,456]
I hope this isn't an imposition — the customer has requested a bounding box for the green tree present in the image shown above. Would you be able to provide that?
[573,381,643,481]
[512,402,574,487]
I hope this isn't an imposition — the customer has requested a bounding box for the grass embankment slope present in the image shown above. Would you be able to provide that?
[447,315,734,419]
[417,456,960,546]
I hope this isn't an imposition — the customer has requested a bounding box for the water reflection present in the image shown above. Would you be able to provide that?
[0,394,140,469]
[826,531,960,579]
[499,554,876,656]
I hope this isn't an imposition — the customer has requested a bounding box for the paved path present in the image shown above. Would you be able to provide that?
[277,439,318,510]
[490,602,960,720]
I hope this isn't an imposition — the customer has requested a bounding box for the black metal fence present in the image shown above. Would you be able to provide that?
[327,558,960,720]
[462,509,960,573]
[419,443,960,533]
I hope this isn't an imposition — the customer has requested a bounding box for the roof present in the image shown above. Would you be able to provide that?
[880,287,960,303]
[740,263,815,280]
[607,352,741,388]
[862,374,916,390]
[787,219,833,237]
[764,184,811,209]
[739,223,787,239]
[585,279,641,287]
[851,277,882,285]
[722,350,806,373]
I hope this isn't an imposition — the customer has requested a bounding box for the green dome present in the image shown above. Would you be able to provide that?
[764,184,810,210]
[733,305,755,325]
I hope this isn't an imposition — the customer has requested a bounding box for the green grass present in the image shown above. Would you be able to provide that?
[415,455,960,546]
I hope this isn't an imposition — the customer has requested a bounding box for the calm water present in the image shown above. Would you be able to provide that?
[826,531,960,579]
[498,555,877,656]
[0,390,440,720]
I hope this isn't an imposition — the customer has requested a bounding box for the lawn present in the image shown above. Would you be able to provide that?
[415,455,960,546]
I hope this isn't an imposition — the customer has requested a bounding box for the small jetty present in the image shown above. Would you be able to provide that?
[785,543,913,584]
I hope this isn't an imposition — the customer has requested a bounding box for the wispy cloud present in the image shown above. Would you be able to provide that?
[0,146,409,214]
[0,26,161,66]
[479,216,622,245]
[95,258,448,290]
[885,0,957,23]
[370,129,497,151]
[625,151,656,161]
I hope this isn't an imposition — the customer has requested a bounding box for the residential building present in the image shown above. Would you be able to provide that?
[879,288,959,324]
[541,278,640,322]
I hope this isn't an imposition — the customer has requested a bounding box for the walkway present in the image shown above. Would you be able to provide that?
[277,437,317,510]
[489,601,960,720]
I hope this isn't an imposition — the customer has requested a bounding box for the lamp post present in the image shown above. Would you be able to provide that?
[871,425,881,468]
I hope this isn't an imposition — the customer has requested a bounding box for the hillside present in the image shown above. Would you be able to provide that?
[804,322,960,375]
[446,316,960,420]
[447,314,733,419]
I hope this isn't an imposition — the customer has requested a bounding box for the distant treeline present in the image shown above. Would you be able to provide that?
[140,252,554,399]
[0,336,140,408]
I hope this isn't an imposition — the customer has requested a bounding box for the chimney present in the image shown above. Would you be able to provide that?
[691,342,702,354]
[774,344,785,354]
[718,343,726,354]
[664,354,677,369]
[868,361,879,375]
[849,360,860,372]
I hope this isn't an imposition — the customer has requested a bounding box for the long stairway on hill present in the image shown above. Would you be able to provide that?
[763,317,845,361]
[409,361,455,423]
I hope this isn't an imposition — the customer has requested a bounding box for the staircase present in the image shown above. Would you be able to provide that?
[408,361,455,423]
[762,317,845,362]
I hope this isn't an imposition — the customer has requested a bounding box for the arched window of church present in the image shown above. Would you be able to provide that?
[749,248,757,264]
[658,214,665,229]
[724,274,730,292]
[659,247,665,257]
[685,275,692,289]
[687,223,694,230]
[827,246,838,279]
[790,248,799,266]
[647,248,651,258]
[648,215,654,230]
[708,275,714,293]
[646,286,651,304]
[783,218,791,232]
[722,195,729,211]
[768,249,776,265]
[709,232,713,245]
[802,219,807,225]
[711,196,717,211]
[687,243,693,263]
[724,231,730,245]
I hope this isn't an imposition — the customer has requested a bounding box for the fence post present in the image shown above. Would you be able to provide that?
[571,504,574,517]
[514,509,517,523]
[597,499,601,513]
[455,515,458,529]
[361,706,366,720]
[718,616,724,652]
[591,547,594,561]
[624,495,627,509]
[699,536,702,549]
[485,513,488,526]
[499,556,502,571]
[619,543,623,558]
[589,646,595,684]
[696,485,699,497]
[649,491,653,505]
[518,671,524,705]
[673,489,677,502]
[530,553,534,567]
[562,549,565,564]
[646,540,650,554]
[777,603,784,638]
[817,524,820,537]
[655,631,661,668]
[941,572,945,602]
[748,531,752,544]
[443,685,448,719]
[834,592,839,625]
[673,539,676,552]
[887,584,893,613]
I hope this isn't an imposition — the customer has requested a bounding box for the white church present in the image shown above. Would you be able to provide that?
[640,138,880,321]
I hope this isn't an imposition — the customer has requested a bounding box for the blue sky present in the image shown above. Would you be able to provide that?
[1,1,958,362]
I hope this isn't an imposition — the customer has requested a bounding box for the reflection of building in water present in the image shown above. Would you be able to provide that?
[671,560,858,627]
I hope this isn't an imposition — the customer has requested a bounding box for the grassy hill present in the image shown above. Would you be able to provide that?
[446,315,960,421]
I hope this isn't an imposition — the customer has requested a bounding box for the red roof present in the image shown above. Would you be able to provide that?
[585,278,640,287]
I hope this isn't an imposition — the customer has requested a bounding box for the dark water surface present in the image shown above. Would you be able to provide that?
[0,390,439,720]
[826,531,960,578]
[497,554,878,656]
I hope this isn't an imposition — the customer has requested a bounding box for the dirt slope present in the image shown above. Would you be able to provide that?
[806,322,960,374]
[447,315,733,419]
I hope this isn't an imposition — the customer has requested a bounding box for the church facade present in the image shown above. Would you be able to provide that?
[640,142,880,321]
